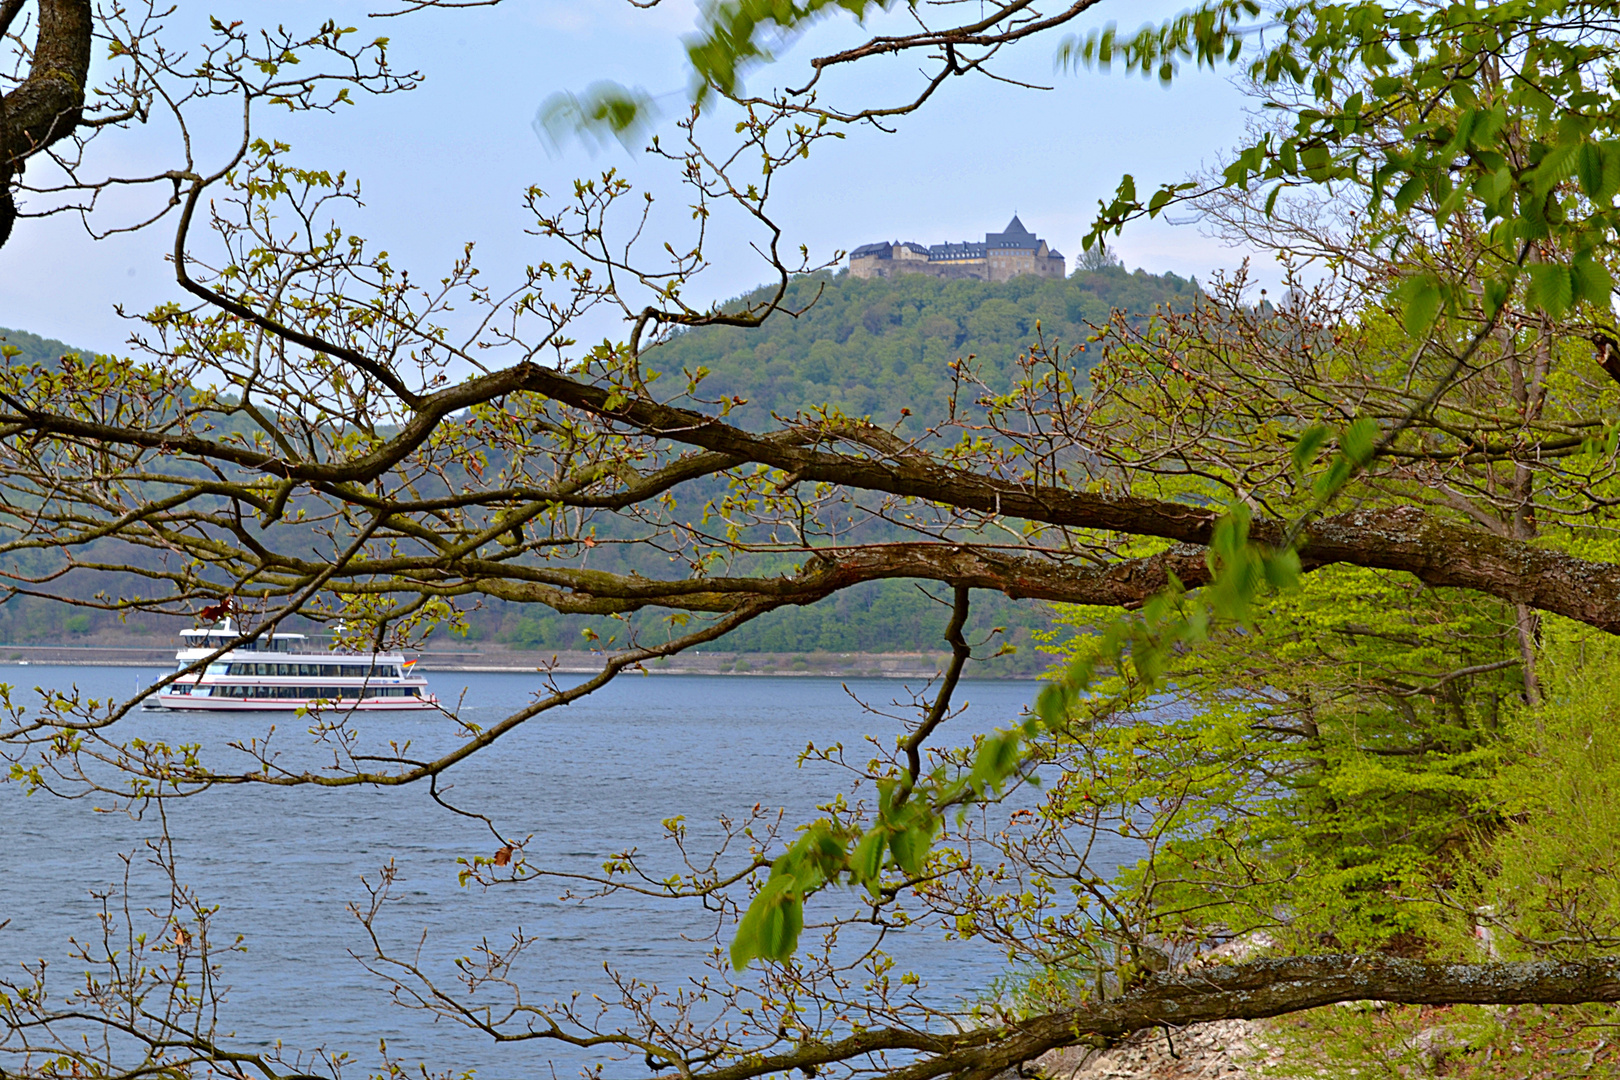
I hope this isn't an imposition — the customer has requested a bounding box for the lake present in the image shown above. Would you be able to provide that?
[0,668,1131,1079]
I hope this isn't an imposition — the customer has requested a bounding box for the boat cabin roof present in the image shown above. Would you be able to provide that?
[181,618,307,652]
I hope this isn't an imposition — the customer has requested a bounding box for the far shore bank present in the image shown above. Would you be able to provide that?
[0,641,1042,680]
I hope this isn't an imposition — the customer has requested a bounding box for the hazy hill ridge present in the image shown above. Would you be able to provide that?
[0,326,97,367]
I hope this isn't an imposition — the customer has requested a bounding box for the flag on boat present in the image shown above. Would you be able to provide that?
[402,658,418,672]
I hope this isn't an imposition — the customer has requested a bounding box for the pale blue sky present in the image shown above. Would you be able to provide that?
[4,0,1269,354]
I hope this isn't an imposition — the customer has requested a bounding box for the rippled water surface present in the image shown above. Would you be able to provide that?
[1,668,1131,1078]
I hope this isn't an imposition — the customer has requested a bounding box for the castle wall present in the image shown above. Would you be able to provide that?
[849,254,885,279]
[988,252,1066,281]
[919,261,993,281]
[852,258,1065,282]
[850,257,991,281]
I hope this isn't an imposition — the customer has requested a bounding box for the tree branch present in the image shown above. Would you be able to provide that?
[689,955,1620,1080]
[509,364,1620,633]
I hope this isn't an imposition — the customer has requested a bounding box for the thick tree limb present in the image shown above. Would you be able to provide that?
[87,540,1205,615]
[452,543,1210,613]
[688,955,1620,1080]
[1,0,89,155]
[509,365,1620,633]
[1,0,92,247]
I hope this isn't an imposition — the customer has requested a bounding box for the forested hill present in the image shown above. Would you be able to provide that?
[0,326,92,366]
[648,266,1200,429]
[1,263,1202,428]
[0,268,1196,661]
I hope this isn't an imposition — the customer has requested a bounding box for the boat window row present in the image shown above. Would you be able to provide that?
[175,685,423,699]
[185,636,303,653]
[205,662,404,678]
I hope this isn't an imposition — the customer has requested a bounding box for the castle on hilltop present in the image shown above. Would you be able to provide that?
[848,216,1066,282]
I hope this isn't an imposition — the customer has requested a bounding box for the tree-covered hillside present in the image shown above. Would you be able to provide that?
[0,326,95,368]
[0,265,1197,659]
[648,266,1200,429]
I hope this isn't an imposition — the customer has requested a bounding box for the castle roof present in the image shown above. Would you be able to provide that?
[929,241,986,261]
[849,241,894,259]
[986,214,1041,250]
[850,240,931,259]
[852,218,1064,264]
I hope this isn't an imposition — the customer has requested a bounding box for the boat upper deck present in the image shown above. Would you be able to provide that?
[177,619,408,660]
[181,624,311,654]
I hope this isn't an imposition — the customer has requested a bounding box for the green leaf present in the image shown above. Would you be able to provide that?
[1300,143,1333,182]
[1262,546,1301,590]
[1572,254,1614,307]
[1482,275,1511,319]
[888,821,933,876]
[1280,139,1298,173]
[1602,143,1620,202]
[1530,140,1579,196]
[850,829,886,891]
[1290,425,1330,475]
[1035,684,1068,730]
[1392,175,1426,215]
[731,881,803,969]
[760,892,803,959]
[1578,141,1606,200]
[1433,182,1468,225]
[1313,456,1353,500]
[1208,506,1252,572]
[1399,274,1442,336]
[1341,417,1379,466]
[1526,262,1574,317]
[534,82,660,152]
[1473,165,1514,219]
[688,0,893,99]
[967,731,1023,798]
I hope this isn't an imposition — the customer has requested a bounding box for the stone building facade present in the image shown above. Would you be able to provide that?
[848,216,1066,282]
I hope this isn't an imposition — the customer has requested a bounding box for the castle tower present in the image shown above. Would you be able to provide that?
[984,215,1064,282]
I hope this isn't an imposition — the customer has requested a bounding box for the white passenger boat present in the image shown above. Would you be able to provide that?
[151,619,438,711]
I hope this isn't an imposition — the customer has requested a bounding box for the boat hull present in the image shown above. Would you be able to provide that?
[152,694,439,711]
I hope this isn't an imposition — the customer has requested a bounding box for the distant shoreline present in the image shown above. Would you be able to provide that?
[0,642,1041,680]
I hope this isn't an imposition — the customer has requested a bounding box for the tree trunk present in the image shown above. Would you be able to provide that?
[0,0,93,249]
